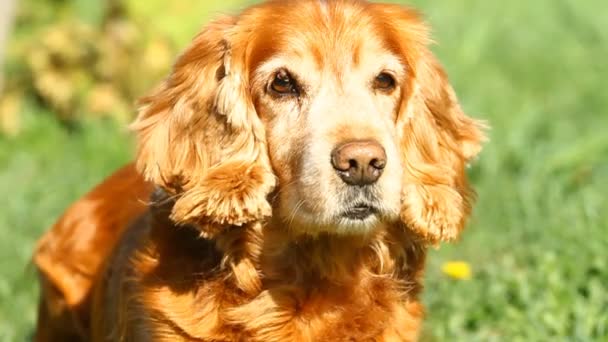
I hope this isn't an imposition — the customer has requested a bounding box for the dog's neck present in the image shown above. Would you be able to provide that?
[260,224,402,284]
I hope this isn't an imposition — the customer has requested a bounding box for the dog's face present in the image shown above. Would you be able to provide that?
[133,0,486,242]
[250,4,405,234]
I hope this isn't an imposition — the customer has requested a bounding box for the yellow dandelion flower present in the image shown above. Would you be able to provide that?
[441,261,472,280]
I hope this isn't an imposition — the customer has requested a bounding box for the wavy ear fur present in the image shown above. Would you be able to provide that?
[399,52,486,243]
[131,16,276,234]
[376,4,487,243]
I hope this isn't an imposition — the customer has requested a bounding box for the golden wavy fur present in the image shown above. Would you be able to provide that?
[34,0,486,340]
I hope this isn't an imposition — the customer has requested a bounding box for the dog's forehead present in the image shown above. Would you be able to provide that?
[245,0,405,73]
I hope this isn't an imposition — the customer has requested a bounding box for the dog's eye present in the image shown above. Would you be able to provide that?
[373,72,396,91]
[271,69,298,95]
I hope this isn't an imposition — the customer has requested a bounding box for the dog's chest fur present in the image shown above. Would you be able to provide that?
[99,209,426,342]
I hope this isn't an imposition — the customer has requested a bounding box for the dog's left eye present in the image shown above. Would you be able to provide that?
[373,72,396,91]
[271,69,298,96]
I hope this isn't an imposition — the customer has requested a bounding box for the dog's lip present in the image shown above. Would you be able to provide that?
[342,204,379,220]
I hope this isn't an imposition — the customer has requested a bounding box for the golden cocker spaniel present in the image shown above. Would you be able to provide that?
[34,0,486,341]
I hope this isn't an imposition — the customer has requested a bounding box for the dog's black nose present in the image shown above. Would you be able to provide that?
[331,140,386,186]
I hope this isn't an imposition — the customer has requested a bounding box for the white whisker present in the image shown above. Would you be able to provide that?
[286,199,307,231]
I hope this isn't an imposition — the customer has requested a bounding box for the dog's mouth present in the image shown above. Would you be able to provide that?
[341,203,379,220]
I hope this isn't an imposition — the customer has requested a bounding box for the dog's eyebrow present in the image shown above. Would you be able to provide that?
[255,57,303,79]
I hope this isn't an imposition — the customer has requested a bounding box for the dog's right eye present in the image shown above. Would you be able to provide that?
[270,69,298,96]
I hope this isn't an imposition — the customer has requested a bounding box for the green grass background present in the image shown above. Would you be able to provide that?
[1,0,607,340]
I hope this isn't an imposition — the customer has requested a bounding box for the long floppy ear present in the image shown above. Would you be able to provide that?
[377,5,487,243]
[399,52,486,243]
[131,16,276,234]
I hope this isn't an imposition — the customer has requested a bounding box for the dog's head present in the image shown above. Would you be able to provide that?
[133,0,486,243]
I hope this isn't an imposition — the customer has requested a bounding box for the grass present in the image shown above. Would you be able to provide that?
[1,0,607,340]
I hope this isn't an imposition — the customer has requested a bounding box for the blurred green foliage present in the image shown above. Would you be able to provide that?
[1,0,607,341]
[1,0,245,134]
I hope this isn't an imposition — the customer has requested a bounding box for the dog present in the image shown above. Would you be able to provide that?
[34,0,486,340]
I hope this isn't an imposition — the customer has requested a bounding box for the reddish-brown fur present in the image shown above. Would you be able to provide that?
[34,1,486,341]
[34,164,152,341]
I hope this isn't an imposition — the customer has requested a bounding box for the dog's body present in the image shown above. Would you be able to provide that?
[36,166,425,341]
[89,182,426,341]
[34,1,485,340]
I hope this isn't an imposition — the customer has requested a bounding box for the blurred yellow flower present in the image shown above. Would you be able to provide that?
[0,92,22,136]
[441,261,472,280]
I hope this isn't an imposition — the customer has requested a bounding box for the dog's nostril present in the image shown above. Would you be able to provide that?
[330,139,387,186]
[370,158,385,170]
